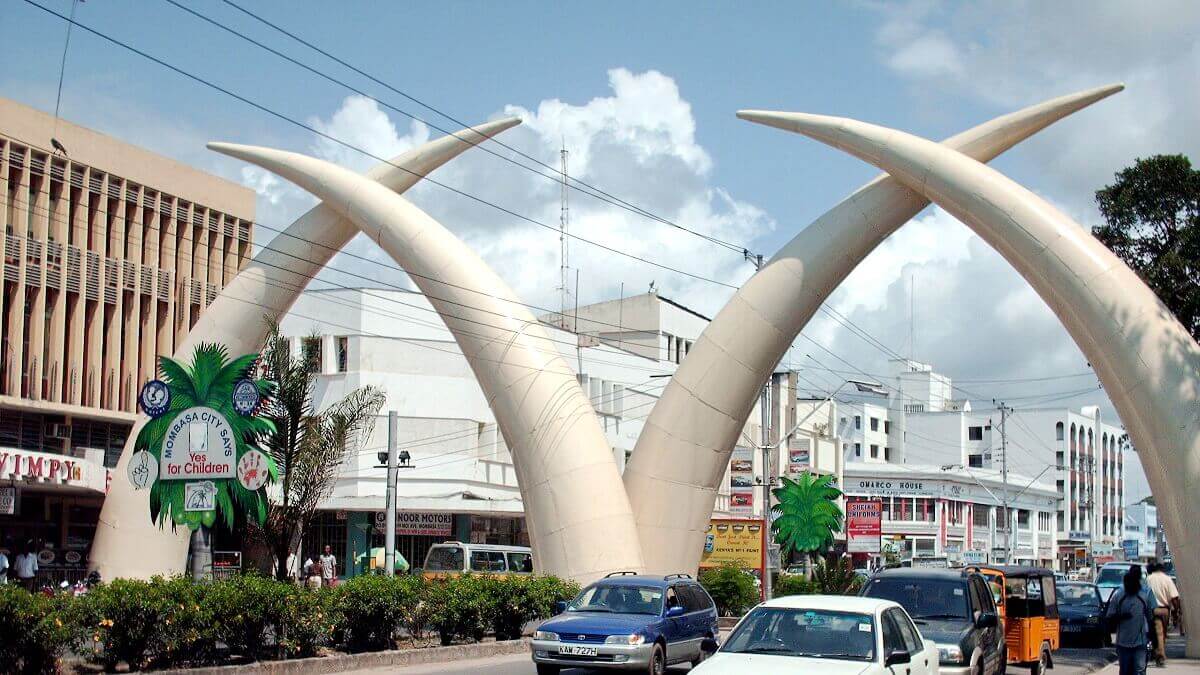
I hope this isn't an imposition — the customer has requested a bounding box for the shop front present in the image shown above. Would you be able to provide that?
[0,448,110,586]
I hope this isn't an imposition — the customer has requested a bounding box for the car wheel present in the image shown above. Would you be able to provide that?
[647,642,666,675]
[535,665,560,675]
[1029,646,1049,675]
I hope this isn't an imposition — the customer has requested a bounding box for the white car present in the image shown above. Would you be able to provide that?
[692,595,940,675]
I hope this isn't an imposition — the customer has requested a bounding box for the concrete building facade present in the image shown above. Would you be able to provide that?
[0,97,254,583]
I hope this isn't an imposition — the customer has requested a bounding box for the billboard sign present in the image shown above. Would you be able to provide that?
[729,447,755,515]
[374,511,454,536]
[847,500,882,553]
[787,437,810,474]
[700,518,765,575]
[963,549,987,565]
[1122,539,1140,560]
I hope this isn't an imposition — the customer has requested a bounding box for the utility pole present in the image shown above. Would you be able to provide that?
[745,249,774,600]
[558,142,570,329]
[996,401,1012,564]
[385,411,398,576]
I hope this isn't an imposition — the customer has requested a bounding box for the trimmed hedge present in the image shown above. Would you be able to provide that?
[0,572,577,672]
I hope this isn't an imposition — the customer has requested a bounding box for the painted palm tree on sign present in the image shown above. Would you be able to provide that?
[135,343,277,531]
[770,472,843,562]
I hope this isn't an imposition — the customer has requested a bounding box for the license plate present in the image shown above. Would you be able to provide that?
[559,645,598,656]
[1063,625,1082,632]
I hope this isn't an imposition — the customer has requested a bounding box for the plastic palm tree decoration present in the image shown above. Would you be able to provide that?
[770,472,844,561]
[134,343,277,530]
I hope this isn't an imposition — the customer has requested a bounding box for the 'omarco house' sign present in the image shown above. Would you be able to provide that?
[847,474,1058,509]
[851,479,931,497]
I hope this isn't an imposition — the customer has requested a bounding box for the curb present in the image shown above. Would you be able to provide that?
[155,639,532,675]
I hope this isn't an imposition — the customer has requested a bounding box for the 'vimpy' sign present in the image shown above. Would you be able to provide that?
[160,407,236,479]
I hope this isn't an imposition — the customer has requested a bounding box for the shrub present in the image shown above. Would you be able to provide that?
[481,575,579,641]
[156,576,218,667]
[0,586,74,674]
[773,573,816,596]
[699,563,760,616]
[78,577,169,670]
[332,573,423,651]
[427,575,491,645]
[278,584,336,658]
[811,556,863,595]
[204,573,288,661]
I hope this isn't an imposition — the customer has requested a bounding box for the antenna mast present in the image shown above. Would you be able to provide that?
[558,141,571,329]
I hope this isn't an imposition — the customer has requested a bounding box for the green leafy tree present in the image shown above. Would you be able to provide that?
[770,472,843,565]
[256,320,386,580]
[134,344,276,531]
[1094,154,1200,340]
[699,563,760,616]
[811,555,863,595]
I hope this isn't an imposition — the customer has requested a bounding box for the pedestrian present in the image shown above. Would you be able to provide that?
[14,542,39,592]
[0,546,8,585]
[1107,567,1156,675]
[1146,562,1181,667]
[306,557,324,590]
[319,544,337,587]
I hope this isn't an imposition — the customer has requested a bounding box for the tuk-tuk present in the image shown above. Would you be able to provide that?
[969,566,1060,674]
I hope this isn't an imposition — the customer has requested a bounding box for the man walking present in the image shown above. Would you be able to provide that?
[14,542,38,591]
[1146,561,1180,667]
[1107,566,1155,675]
[319,544,337,587]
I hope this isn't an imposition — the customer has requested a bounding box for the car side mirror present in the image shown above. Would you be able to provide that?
[666,605,686,618]
[885,649,911,666]
[554,601,567,614]
[976,612,998,628]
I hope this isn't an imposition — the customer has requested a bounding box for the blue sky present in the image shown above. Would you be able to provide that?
[5,0,1198,500]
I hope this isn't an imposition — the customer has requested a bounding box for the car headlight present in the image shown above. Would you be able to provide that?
[534,630,559,641]
[937,644,965,665]
[605,633,646,645]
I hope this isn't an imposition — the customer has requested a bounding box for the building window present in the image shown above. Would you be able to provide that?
[968,455,983,468]
[884,420,891,434]
[884,446,892,461]
[870,444,879,459]
[968,426,983,441]
[1055,422,1064,441]
[335,336,348,373]
[973,506,990,528]
[664,333,674,362]
[870,417,879,432]
[1017,510,1030,528]
[301,337,321,373]
[854,443,862,458]
[854,415,862,430]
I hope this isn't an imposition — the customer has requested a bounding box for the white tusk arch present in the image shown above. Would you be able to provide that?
[206,142,646,583]
[738,109,1200,657]
[90,117,521,580]
[622,85,1123,574]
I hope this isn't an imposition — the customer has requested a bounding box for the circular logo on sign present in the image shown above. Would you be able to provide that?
[37,549,55,565]
[231,379,261,416]
[139,379,171,418]
[127,450,159,491]
[65,551,82,564]
[237,449,269,491]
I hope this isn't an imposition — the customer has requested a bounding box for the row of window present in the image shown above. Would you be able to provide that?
[850,415,891,434]
[300,336,349,374]
[662,332,692,365]
[849,442,892,461]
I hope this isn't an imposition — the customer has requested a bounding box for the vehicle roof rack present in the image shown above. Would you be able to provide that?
[604,571,639,578]
[664,573,693,581]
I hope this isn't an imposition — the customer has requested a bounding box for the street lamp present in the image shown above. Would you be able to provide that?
[746,376,883,599]
[376,412,417,576]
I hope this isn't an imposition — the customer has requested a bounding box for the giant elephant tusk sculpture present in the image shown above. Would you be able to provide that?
[206,142,647,583]
[735,109,1200,657]
[621,84,1124,574]
[89,117,522,580]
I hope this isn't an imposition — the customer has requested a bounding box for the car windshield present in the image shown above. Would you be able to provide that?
[722,607,875,661]
[864,578,969,620]
[423,546,464,571]
[1096,566,1128,585]
[567,584,664,615]
[1059,584,1101,608]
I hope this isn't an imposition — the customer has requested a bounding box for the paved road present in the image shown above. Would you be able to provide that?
[355,646,1115,675]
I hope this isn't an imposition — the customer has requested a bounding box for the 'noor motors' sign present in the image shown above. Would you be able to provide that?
[161,407,236,479]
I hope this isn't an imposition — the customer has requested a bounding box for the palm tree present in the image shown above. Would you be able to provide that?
[256,319,386,580]
[770,472,844,569]
[135,343,277,531]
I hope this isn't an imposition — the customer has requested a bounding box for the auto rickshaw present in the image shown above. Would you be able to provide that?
[969,565,1060,674]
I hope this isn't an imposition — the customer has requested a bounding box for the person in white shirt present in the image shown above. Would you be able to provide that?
[0,549,9,585]
[319,545,337,586]
[14,543,38,591]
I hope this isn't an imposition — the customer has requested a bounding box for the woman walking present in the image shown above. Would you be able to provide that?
[1106,567,1156,675]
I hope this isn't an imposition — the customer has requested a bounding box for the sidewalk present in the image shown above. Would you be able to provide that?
[1094,637,1197,674]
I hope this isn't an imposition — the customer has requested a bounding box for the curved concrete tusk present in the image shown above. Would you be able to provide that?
[622,84,1123,575]
[206,142,646,583]
[90,117,520,581]
[740,109,1200,656]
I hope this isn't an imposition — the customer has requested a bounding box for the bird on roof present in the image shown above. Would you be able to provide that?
[51,138,68,156]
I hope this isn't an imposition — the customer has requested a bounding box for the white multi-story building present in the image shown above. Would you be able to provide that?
[1123,500,1160,563]
[836,401,894,463]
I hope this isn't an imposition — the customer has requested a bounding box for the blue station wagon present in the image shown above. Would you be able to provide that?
[531,572,720,675]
